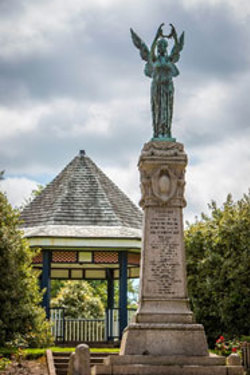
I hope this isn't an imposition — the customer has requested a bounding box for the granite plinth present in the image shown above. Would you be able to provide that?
[120,323,208,356]
[135,298,193,324]
[91,353,244,375]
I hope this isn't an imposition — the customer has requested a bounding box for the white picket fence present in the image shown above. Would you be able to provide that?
[64,319,105,342]
[50,308,64,341]
[50,308,135,343]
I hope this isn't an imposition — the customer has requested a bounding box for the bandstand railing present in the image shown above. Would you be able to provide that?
[50,308,136,343]
[106,308,136,340]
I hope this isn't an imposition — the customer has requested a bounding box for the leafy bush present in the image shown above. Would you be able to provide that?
[0,356,11,371]
[185,192,250,346]
[0,192,54,348]
[51,281,104,318]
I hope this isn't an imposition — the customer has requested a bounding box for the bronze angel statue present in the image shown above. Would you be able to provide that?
[130,23,184,139]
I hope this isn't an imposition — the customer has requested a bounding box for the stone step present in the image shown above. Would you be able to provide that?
[53,352,71,357]
[53,351,115,357]
[54,358,69,364]
[92,364,244,375]
[56,370,68,375]
[92,352,118,357]
[54,359,103,366]
[91,358,106,364]
[54,362,68,369]
[103,354,226,366]
[52,351,118,375]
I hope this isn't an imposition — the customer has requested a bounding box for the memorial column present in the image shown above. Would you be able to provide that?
[120,141,208,356]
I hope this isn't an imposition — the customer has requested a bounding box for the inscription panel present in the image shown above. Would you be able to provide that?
[143,207,185,298]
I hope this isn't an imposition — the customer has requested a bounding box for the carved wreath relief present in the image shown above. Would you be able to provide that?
[139,143,187,208]
[139,165,186,208]
[152,167,177,203]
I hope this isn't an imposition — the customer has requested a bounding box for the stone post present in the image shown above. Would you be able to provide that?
[120,141,208,356]
[67,344,90,375]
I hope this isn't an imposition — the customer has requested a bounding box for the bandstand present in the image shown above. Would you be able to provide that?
[20,150,142,342]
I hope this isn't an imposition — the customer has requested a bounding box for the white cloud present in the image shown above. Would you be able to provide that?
[0,0,89,59]
[0,0,249,223]
[0,177,39,208]
[181,0,250,20]
[0,104,50,140]
[182,81,228,124]
[185,134,250,222]
[103,158,141,206]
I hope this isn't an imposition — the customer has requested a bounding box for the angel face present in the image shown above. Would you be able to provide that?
[157,38,168,56]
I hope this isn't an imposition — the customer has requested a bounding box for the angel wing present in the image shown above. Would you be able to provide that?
[169,31,184,63]
[130,28,150,62]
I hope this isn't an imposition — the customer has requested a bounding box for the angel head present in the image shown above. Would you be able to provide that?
[157,38,168,56]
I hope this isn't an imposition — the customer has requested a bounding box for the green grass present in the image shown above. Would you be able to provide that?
[240,336,250,342]
[0,347,18,356]
[28,346,118,353]
[90,348,120,353]
[0,346,120,360]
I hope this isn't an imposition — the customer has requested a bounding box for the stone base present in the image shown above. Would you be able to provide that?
[91,354,244,375]
[135,298,194,324]
[120,323,208,356]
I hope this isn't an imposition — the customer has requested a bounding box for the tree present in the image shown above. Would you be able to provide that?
[89,279,139,309]
[20,184,44,210]
[0,192,53,347]
[51,278,138,320]
[185,192,250,346]
[51,280,66,299]
[51,281,105,319]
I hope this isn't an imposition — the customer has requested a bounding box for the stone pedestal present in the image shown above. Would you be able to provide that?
[120,141,209,357]
[92,141,243,375]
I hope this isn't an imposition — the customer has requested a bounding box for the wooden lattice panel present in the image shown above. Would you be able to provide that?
[32,253,43,264]
[128,253,140,265]
[52,251,77,263]
[94,252,118,264]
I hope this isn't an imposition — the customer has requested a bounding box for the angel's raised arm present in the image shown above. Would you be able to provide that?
[169,27,185,63]
[130,28,150,62]
[150,23,164,62]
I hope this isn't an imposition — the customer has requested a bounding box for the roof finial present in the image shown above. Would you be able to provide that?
[79,150,85,157]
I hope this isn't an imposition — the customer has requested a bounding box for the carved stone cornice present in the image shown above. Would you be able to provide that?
[138,141,187,209]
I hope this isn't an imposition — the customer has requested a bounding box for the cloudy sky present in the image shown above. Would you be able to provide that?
[0,0,249,222]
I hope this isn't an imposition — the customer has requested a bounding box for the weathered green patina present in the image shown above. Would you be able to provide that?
[130,23,184,141]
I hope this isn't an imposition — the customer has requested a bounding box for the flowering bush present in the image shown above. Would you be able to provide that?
[215,336,241,356]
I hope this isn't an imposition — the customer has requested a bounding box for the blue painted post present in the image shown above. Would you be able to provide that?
[119,252,128,339]
[41,250,51,319]
[107,269,114,340]
[107,269,114,309]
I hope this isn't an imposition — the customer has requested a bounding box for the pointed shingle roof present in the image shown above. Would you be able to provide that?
[20,151,142,233]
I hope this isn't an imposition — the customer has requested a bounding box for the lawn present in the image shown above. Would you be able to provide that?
[0,346,120,359]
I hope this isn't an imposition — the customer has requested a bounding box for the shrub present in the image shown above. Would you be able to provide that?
[0,192,54,348]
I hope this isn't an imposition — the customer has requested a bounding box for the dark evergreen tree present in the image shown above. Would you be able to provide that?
[0,192,53,347]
